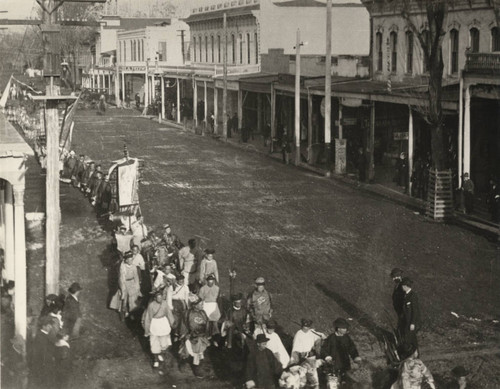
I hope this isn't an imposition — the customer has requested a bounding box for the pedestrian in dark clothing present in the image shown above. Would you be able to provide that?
[263,122,271,147]
[226,114,232,138]
[30,317,57,389]
[357,147,367,182]
[54,331,72,389]
[461,173,474,214]
[245,333,282,389]
[281,130,291,165]
[398,277,421,352]
[321,318,361,382]
[40,294,60,318]
[487,179,500,222]
[395,152,409,193]
[231,113,238,136]
[63,282,82,338]
[390,268,405,328]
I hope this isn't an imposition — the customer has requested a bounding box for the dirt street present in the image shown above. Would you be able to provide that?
[23,109,500,388]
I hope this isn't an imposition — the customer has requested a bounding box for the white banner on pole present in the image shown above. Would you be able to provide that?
[118,160,138,206]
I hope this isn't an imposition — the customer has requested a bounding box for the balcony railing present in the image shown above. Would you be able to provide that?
[465,52,500,74]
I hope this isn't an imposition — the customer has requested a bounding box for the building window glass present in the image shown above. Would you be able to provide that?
[158,41,167,61]
[450,28,459,74]
[217,35,221,63]
[232,34,236,63]
[205,36,208,62]
[421,30,430,72]
[211,36,214,63]
[193,37,197,62]
[493,27,500,52]
[406,31,413,74]
[255,32,258,64]
[376,32,383,71]
[390,31,397,72]
[199,36,202,63]
[239,34,243,64]
[470,27,479,53]
[247,33,251,64]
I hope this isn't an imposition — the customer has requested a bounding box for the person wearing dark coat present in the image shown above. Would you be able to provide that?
[357,147,367,182]
[245,333,282,389]
[62,282,82,338]
[30,316,57,389]
[398,277,421,351]
[321,318,361,382]
[390,268,405,328]
[54,331,72,389]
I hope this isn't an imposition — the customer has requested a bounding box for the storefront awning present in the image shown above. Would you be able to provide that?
[238,73,279,93]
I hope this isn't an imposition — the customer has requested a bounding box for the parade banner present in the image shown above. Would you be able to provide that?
[117,159,138,206]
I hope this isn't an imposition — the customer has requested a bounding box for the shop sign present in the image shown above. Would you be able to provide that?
[341,97,363,107]
[394,132,409,140]
[342,118,358,126]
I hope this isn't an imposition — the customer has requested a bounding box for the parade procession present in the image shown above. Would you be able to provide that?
[0,0,499,388]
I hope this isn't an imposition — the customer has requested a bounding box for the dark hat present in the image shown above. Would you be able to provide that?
[451,365,468,378]
[188,238,196,245]
[390,268,404,277]
[231,292,243,302]
[400,277,413,287]
[301,318,313,327]
[45,294,58,302]
[266,319,277,329]
[119,225,127,231]
[68,282,82,294]
[124,251,133,259]
[204,248,215,255]
[255,334,269,344]
[334,318,349,329]
[163,223,170,229]
[255,276,265,285]
[206,274,216,281]
[398,342,417,361]
[176,274,185,281]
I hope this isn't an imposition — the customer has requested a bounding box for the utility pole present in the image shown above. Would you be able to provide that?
[178,29,186,64]
[325,0,332,175]
[294,29,301,166]
[222,12,228,140]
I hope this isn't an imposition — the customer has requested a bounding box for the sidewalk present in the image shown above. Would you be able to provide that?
[147,116,500,241]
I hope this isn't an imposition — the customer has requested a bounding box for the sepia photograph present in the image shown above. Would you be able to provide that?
[0,0,499,388]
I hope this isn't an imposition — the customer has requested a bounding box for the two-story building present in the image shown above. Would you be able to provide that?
[184,0,370,144]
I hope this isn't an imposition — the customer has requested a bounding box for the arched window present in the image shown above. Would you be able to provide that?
[239,34,243,64]
[450,28,459,74]
[211,36,215,63]
[376,32,383,71]
[232,34,236,63]
[193,37,197,62]
[406,31,413,74]
[492,27,500,52]
[247,33,251,64]
[470,27,480,53]
[217,35,221,63]
[255,32,258,64]
[390,31,397,72]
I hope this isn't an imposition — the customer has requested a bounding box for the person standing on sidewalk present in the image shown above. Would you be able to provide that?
[461,173,475,214]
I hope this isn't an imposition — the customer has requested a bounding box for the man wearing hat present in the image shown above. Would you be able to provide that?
[245,333,282,389]
[223,292,249,350]
[163,224,182,250]
[142,290,175,368]
[63,282,83,338]
[178,238,199,290]
[171,274,190,340]
[291,319,325,364]
[179,296,210,378]
[321,318,362,382]
[198,249,219,285]
[260,320,290,368]
[30,316,57,388]
[399,277,421,351]
[247,277,272,325]
[450,366,468,389]
[198,274,221,338]
[390,268,405,327]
